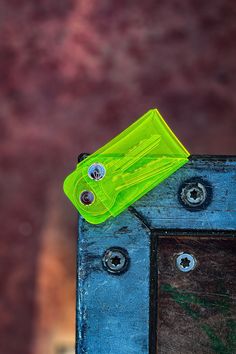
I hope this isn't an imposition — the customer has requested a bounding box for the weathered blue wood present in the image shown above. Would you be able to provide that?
[77,157,236,354]
[134,158,236,230]
[77,212,151,354]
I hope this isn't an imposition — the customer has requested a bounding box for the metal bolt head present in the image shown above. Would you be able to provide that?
[78,152,90,163]
[88,163,106,181]
[179,178,212,211]
[181,182,206,206]
[103,247,129,275]
[79,190,95,206]
[176,253,196,272]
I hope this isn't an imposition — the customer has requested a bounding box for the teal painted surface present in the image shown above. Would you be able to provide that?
[134,157,236,230]
[77,212,151,353]
[77,157,236,354]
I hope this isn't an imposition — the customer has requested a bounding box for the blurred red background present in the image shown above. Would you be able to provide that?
[0,1,236,353]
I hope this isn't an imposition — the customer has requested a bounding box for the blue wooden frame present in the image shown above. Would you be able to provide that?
[77,156,236,354]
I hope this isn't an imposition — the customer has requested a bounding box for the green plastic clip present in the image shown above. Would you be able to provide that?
[63,109,190,224]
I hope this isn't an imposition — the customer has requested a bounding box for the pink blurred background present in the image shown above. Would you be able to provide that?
[0,1,236,353]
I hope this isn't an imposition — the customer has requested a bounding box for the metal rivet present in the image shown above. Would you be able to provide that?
[179,178,212,211]
[176,253,196,272]
[103,247,129,275]
[79,190,95,205]
[88,163,106,181]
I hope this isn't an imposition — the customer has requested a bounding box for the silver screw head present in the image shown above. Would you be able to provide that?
[176,253,196,272]
[88,163,106,181]
[103,247,129,274]
[181,182,206,207]
[79,190,95,205]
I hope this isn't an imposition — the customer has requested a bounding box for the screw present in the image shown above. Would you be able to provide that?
[182,182,206,206]
[88,163,106,181]
[78,153,90,163]
[103,247,129,275]
[80,190,95,206]
[179,178,212,211]
[176,253,196,272]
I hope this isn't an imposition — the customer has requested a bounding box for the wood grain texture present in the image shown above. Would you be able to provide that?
[77,212,151,354]
[132,156,236,231]
[78,157,236,353]
[157,235,236,354]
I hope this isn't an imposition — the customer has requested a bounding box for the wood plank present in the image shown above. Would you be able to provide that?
[77,157,236,353]
[157,235,236,354]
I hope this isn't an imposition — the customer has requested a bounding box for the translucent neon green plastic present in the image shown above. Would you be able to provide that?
[63,109,190,224]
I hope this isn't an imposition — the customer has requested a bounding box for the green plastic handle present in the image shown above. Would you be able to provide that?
[63,109,190,224]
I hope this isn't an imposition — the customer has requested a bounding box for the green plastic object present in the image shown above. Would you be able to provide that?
[63,109,190,224]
